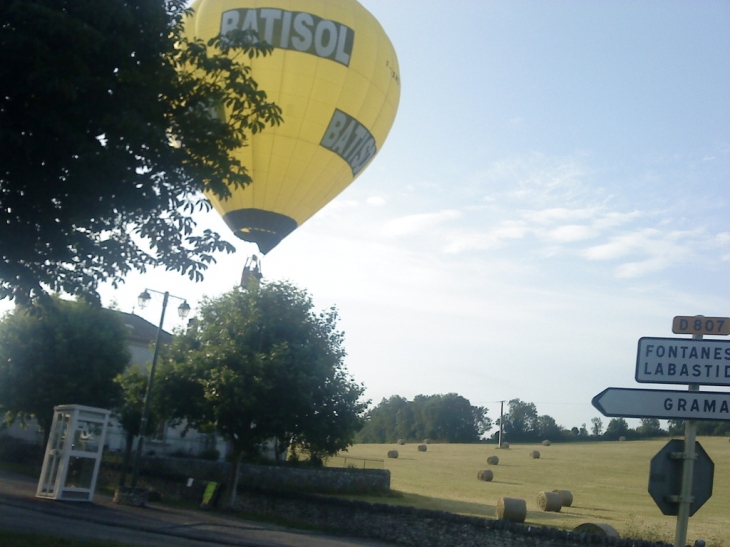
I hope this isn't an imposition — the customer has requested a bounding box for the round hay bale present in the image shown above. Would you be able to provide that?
[397,439,406,445]
[529,450,540,459]
[423,438,431,444]
[574,523,619,538]
[417,444,427,452]
[496,497,526,523]
[619,436,626,442]
[542,439,551,446]
[552,489,573,507]
[387,450,399,459]
[477,469,494,482]
[537,491,562,512]
[487,455,499,465]
[501,442,510,449]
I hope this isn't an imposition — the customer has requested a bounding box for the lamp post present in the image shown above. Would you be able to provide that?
[130,289,190,489]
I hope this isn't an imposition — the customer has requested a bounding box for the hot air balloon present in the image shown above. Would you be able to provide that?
[185,0,401,254]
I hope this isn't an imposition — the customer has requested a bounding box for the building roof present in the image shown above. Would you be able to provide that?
[113,311,173,346]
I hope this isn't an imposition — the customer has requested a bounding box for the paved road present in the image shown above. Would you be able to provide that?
[0,470,396,547]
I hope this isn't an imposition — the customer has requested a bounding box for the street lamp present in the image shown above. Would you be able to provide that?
[130,289,190,489]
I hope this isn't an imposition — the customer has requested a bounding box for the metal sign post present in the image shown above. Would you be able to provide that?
[670,316,728,547]
[593,315,730,547]
[674,333,701,547]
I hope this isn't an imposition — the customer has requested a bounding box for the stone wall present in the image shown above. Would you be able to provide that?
[159,456,229,483]
[99,456,670,547]
[237,463,390,494]
[233,489,671,547]
[139,457,391,495]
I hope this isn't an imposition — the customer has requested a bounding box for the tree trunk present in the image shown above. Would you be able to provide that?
[119,432,134,488]
[227,449,242,509]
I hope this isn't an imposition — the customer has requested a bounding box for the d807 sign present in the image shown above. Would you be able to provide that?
[673,316,730,336]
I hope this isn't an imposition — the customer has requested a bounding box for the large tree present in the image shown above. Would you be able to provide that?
[155,281,367,506]
[420,394,491,443]
[0,297,130,444]
[356,396,410,443]
[501,399,539,442]
[636,418,664,438]
[604,418,630,440]
[357,394,491,443]
[590,416,604,436]
[0,0,282,303]
[535,414,564,441]
[669,419,730,437]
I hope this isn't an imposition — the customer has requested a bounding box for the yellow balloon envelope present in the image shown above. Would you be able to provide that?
[186,0,400,253]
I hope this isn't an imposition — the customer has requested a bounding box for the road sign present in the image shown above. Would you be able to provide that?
[591,387,730,421]
[673,316,730,336]
[648,439,714,516]
[635,337,730,386]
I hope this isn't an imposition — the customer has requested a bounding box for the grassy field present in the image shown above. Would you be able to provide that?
[334,437,730,546]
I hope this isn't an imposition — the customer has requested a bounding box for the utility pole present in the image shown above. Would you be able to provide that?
[498,400,505,448]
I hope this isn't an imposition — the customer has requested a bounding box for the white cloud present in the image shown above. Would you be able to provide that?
[581,228,706,278]
[366,196,386,206]
[442,221,530,253]
[546,224,598,242]
[522,207,597,225]
[713,232,730,245]
[592,211,643,229]
[614,259,669,278]
[583,237,639,261]
[326,199,360,211]
[468,153,591,208]
[493,220,531,240]
[502,206,642,247]
[382,210,462,237]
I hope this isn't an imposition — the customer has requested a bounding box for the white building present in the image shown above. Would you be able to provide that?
[1,311,228,460]
[107,311,228,459]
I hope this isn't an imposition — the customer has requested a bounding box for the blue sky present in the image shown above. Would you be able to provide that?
[4,1,728,433]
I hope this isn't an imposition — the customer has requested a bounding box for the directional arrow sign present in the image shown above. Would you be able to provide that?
[592,388,730,421]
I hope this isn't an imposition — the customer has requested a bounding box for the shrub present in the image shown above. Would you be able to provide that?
[198,448,220,461]
[0,436,39,464]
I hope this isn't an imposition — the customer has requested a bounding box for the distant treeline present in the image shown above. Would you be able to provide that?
[356,396,730,444]
[355,394,491,444]
[502,399,730,442]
